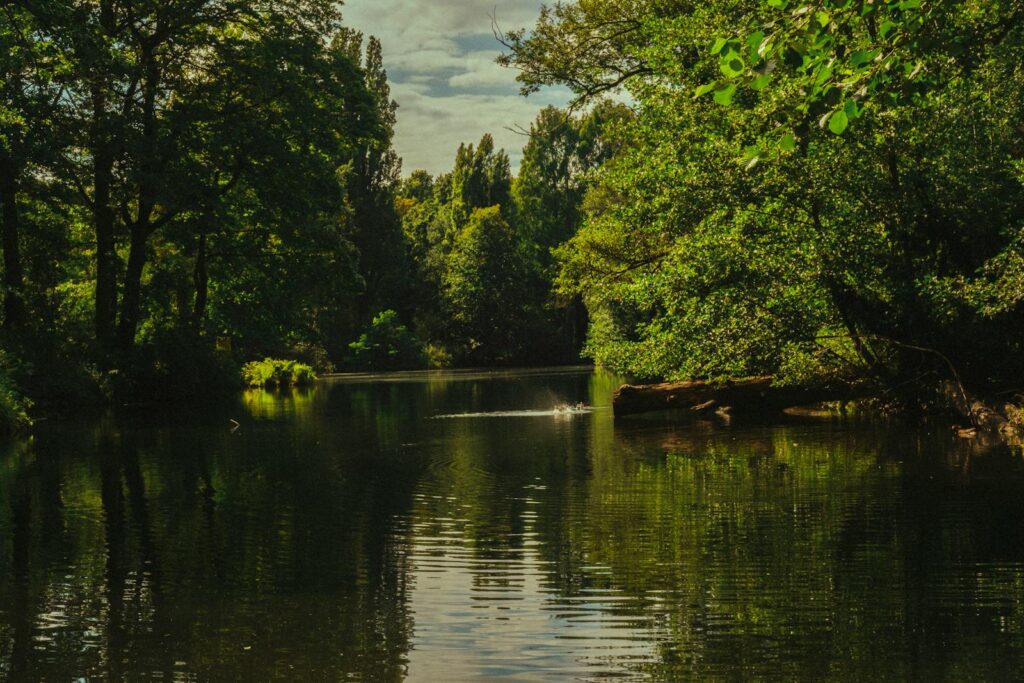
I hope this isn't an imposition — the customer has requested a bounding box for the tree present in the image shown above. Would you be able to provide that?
[442,207,529,363]
[0,0,410,404]
[347,310,426,371]
[513,102,632,272]
[0,5,69,329]
[448,134,512,229]
[508,0,1024,400]
[333,32,411,324]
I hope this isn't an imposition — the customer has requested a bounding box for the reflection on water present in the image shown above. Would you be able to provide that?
[2,368,1024,680]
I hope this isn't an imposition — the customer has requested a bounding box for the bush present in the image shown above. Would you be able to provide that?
[242,358,316,388]
[347,310,426,371]
[423,343,453,369]
[0,351,32,435]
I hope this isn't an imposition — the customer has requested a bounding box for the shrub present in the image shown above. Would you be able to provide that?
[347,310,426,371]
[0,351,32,435]
[242,358,316,388]
[423,343,453,369]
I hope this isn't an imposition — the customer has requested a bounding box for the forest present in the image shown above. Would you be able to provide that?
[2,0,1023,433]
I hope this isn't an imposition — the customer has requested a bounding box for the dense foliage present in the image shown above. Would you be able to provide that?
[241,359,316,389]
[0,351,30,433]
[503,0,1024,407]
[396,105,630,367]
[347,310,426,371]
[0,1,624,430]
[1,1,392,409]
[3,0,1021,429]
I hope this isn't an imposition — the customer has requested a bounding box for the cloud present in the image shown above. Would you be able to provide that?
[341,0,568,175]
[390,83,568,174]
[446,52,512,89]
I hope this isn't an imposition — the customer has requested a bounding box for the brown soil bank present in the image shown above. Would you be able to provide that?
[613,377,1023,441]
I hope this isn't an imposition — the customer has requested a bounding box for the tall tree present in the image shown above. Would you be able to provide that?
[513,102,631,272]
[0,5,68,329]
[442,206,529,363]
[333,31,410,324]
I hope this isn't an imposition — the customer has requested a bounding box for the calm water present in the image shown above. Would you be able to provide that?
[2,368,1024,681]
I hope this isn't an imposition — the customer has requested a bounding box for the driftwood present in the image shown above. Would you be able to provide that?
[613,376,858,417]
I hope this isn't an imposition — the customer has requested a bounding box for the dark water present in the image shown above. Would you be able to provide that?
[2,368,1024,681]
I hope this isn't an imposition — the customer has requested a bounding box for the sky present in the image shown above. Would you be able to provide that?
[341,0,570,175]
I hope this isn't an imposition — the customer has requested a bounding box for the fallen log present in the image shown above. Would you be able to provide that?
[613,376,859,417]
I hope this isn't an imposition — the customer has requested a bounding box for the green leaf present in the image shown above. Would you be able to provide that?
[767,0,786,8]
[750,74,772,90]
[713,83,737,106]
[746,31,765,59]
[779,133,797,152]
[720,56,746,78]
[711,37,728,55]
[843,99,861,119]
[828,109,849,135]
[742,143,763,169]
[783,48,804,68]
[851,49,879,67]
[694,82,717,98]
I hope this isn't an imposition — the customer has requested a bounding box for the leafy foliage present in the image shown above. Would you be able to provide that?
[0,351,31,434]
[347,310,427,371]
[242,359,316,389]
[508,0,1024,401]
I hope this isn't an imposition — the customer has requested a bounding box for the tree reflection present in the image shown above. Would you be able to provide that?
[0,390,425,680]
[3,373,1024,680]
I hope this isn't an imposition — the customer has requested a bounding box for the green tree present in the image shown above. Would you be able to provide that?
[334,32,411,324]
[508,0,1024,401]
[0,5,70,329]
[0,0,409,404]
[347,310,426,371]
[448,134,512,229]
[514,101,632,272]
[442,207,530,364]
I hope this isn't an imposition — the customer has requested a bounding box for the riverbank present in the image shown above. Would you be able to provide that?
[612,377,1024,444]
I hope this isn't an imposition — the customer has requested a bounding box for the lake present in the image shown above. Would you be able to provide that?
[2,367,1024,681]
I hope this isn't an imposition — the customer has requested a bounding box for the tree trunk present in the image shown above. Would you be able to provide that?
[117,45,160,354]
[0,154,26,328]
[93,136,118,350]
[117,224,148,353]
[613,376,864,417]
[92,0,118,352]
[191,231,208,324]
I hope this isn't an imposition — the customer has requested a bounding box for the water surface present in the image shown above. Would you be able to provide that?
[1,368,1023,681]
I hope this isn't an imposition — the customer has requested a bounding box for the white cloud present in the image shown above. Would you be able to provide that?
[390,83,567,174]
[446,52,513,89]
[341,0,568,175]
